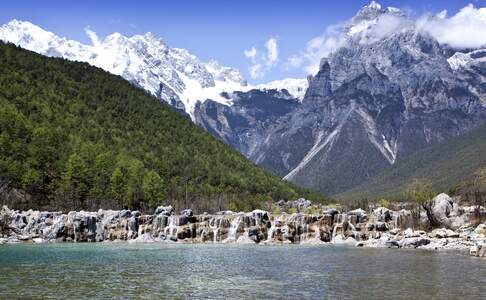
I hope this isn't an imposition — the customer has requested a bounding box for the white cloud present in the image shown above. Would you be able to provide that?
[85,27,100,48]
[265,38,278,64]
[244,46,257,60]
[287,4,486,76]
[286,24,344,74]
[244,37,279,79]
[364,14,410,42]
[417,5,486,49]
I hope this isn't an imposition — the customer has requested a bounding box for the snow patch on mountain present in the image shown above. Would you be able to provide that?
[0,19,308,117]
[283,126,341,181]
[256,78,308,101]
[4,20,305,117]
[448,49,486,70]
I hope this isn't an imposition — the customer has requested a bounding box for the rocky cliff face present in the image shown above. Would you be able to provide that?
[195,3,486,196]
[1,194,485,257]
[248,3,486,194]
[194,89,300,157]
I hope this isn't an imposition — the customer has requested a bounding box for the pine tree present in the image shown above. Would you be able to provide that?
[61,153,89,209]
[142,171,166,209]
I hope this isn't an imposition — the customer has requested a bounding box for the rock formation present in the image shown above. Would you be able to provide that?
[1,194,485,257]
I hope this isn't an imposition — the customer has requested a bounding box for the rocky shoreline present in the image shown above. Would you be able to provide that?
[1,193,485,258]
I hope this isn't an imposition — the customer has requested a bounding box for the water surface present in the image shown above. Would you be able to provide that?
[0,243,484,299]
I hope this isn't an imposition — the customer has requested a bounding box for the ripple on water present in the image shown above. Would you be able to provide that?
[0,243,485,299]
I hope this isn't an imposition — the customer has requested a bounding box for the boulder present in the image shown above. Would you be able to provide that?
[154,206,174,216]
[323,208,339,216]
[17,234,31,241]
[296,198,312,209]
[373,207,392,222]
[470,244,486,257]
[32,237,45,243]
[429,228,460,239]
[474,224,486,235]
[402,228,421,238]
[400,237,431,248]
[250,209,269,222]
[118,210,131,218]
[180,209,193,217]
[385,240,400,248]
[349,208,366,216]
[127,216,139,239]
[236,235,255,244]
[375,222,388,232]
[425,193,464,230]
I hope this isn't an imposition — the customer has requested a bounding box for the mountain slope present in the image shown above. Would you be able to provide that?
[194,89,301,158]
[249,2,486,195]
[0,42,322,212]
[0,20,308,118]
[336,122,486,201]
[0,19,248,116]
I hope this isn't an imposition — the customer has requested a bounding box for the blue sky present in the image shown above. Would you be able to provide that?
[1,0,485,83]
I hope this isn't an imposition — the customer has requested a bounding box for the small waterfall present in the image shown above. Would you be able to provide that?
[227,215,241,241]
[347,221,360,241]
[213,228,219,243]
[189,224,193,239]
[314,226,321,240]
[393,214,400,229]
[300,217,308,242]
[331,224,338,242]
[267,218,277,242]
[209,217,221,243]
[164,216,178,239]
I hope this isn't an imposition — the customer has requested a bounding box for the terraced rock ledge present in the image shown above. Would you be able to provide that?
[1,194,485,258]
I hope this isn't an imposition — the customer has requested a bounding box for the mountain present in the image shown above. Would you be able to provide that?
[248,2,486,195]
[3,1,485,201]
[194,89,301,158]
[0,20,306,118]
[337,122,486,201]
[0,42,323,212]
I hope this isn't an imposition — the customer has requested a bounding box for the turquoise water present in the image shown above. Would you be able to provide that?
[0,243,485,299]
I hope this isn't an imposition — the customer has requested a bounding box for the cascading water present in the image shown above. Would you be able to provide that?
[393,214,400,229]
[299,217,308,242]
[1,207,355,245]
[227,215,242,242]
[331,224,339,242]
[267,216,277,242]
[347,223,360,241]
[164,216,178,239]
[314,226,321,240]
[209,217,221,243]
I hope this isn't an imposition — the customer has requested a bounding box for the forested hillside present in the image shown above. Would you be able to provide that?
[0,42,323,212]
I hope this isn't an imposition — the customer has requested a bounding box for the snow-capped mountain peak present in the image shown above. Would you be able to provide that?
[0,20,251,116]
[0,19,306,117]
[344,2,409,42]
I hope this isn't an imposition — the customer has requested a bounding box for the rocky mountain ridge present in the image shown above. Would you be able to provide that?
[246,2,486,194]
[169,2,486,196]
[0,19,307,118]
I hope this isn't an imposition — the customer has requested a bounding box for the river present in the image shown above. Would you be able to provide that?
[0,243,485,299]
